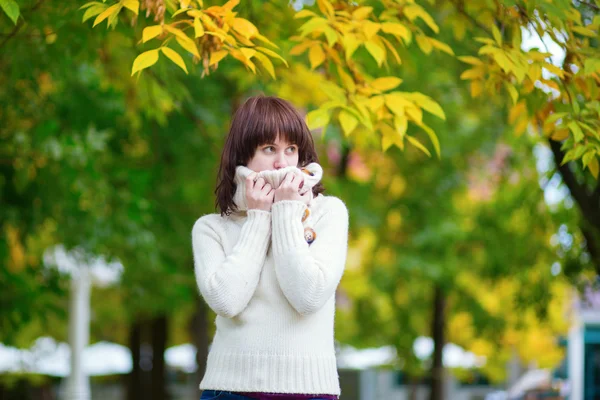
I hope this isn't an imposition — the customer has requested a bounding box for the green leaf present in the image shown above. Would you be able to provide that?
[161,47,188,74]
[82,4,108,22]
[131,49,160,76]
[584,58,600,75]
[568,121,584,142]
[0,0,19,25]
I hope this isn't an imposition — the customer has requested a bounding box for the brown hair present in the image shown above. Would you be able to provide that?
[215,95,325,216]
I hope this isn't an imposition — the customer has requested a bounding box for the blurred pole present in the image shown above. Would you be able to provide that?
[65,267,91,400]
[127,320,143,400]
[429,285,446,400]
[151,315,167,400]
[191,299,209,395]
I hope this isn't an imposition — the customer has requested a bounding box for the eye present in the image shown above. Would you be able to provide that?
[286,146,297,154]
[263,146,275,153]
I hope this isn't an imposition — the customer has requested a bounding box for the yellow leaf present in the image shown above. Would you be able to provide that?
[492,24,502,46]
[363,21,380,39]
[371,77,403,92]
[572,26,596,37]
[131,49,159,76]
[470,80,483,97]
[93,3,120,27]
[209,50,228,66]
[306,108,331,130]
[342,34,360,60]
[194,18,204,38]
[543,63,565,78]
[403,4,439,33]
[505,83,519,105]
[175,35,200,58]
[254,51,276,79]
[317,0,334,18]
[222,0,240,10]
[122,0,138,14]
[380,36,402,64]
[240,47,256,60]
[352,6,372,20]
[367,96,384,112]
[416,35,432,54]
[380,123,403,151]
[143,25,163,43]
[365,40,385,66]
[337,65,356,93]
[295,9,317,19]
[588,157,599,178]
[380,22,412,44]
[230,49,256,73]
[255,33,279,49]
[161,47,188,73]
[384,93,410,116]
[418,123,441,158]
[508,101,526,124]
[429,38,454,55]
[232,18,258,38]
[289,41,313,56]
[460,67,484,80]
[458,56,483,65]
[309,44,326,69]
[339,110,359,136]
[256,46,288,67]
[409,93,445,120]
[322,25,338,46]
[394,115,408,139]
[550,129,569,141]
[406,135,431,156]
[405,105,423,124]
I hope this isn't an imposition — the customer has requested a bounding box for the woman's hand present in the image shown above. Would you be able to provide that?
[246,173,275,211]
[274,171,309,203]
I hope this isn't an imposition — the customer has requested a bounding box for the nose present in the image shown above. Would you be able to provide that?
[273,151,288,170]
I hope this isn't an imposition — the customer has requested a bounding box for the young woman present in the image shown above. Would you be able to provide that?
[191,95,349,400]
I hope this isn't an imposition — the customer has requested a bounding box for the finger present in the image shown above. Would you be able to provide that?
[255,177,266,189]
[262,183,272,193]
[246,173,258,188]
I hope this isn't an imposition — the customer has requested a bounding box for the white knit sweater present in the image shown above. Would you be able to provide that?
[191,187,349,395]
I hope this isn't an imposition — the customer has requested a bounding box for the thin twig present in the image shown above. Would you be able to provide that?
[0,0,47,50]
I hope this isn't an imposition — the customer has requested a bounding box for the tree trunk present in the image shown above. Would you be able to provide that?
[548,139,600,274]
[429,285,446,400]
[151,315,168,400]
[191,299,210,391]
[127,320,143,400]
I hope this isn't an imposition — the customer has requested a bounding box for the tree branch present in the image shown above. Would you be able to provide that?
[0,0,47,50]
[548,138,597,222]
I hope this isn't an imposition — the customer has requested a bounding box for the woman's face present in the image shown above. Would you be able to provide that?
[246,135,299,172]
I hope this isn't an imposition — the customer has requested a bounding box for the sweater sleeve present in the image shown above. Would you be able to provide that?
[191,210,272,318]
[271,197,349,316]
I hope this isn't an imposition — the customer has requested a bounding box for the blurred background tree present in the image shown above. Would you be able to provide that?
[1,0,597,400]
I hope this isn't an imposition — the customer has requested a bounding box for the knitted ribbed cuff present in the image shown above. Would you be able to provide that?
[236,209,272,259]
[271,200,307,255]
